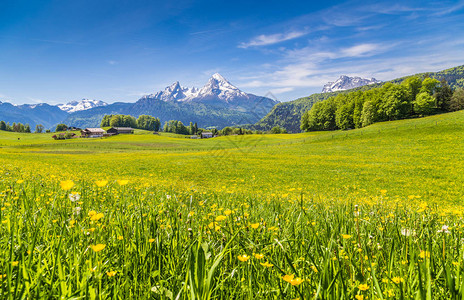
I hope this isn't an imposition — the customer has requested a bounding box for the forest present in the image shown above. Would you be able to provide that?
[301,76,464,131]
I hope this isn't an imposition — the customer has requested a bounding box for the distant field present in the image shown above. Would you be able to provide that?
[1,111,464,298]
[1,111,464,204]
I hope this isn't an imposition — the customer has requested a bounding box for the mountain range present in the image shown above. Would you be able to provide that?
[322,75,381,93]
[0,74,278,129]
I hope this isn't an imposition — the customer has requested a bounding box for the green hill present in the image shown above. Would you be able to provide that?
[256,65,464,132]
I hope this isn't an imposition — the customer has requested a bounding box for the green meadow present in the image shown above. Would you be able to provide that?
[1,111,464,298]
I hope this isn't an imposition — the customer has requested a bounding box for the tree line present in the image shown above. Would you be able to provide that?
[101,115,161,131]
[0,121,39,133]
[301,77,464,131]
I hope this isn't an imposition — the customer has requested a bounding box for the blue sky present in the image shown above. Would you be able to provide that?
[1,0,464,104]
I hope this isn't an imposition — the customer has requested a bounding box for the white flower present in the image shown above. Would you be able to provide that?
[69,192,81,202]
[73,207,82,216]
[166,195,171,200]
[401,228,416,236]
[437,225,451,234]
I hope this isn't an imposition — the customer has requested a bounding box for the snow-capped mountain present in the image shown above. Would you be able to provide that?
[142,73,261,104]
[58,99,108,113]
[64,73,278,129]
[322,76,381,93]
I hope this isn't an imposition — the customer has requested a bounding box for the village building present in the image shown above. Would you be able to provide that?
[201,132,213,139]
[81,128,106,138]
[107,127,135,135]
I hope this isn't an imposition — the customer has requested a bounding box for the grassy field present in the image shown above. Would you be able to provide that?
[1,111,464,298]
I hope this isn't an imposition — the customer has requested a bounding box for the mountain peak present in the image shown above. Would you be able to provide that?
[211,73,227,82]
[58,99,108,113]
[322,75,381,93]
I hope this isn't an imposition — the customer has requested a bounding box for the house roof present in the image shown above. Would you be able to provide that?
[82,128,105,133]
[110,127,133,130]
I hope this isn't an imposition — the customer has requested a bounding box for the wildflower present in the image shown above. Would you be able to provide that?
[224,209,232,216]
[88,210,97,217]
[437,225,451,234]
[251,223,259,229]
[392,277,404,284]
[149,238,155,243]
[16,180,24,184]
[260,261,273,267]
[95,180,108,187]
[355,295,364,300]
[73,207,82,216]
[90,244,106,252]
[311,265,318,273]
[117,236,123,240]
[215,215,226,221]
[358,283,369,291]
[69,192,80,202]
[342,234,352,239]
[419,250,430,259]
[253,253,264,259]
[11,261,19,267]
[117,180,129,186]
[188,211,194,217]
[401,228,416,237]
[90,213,104,221]
[282,274,304,286]
[106,271,117,277]
[237,254,250,262]
[60,180,75,191]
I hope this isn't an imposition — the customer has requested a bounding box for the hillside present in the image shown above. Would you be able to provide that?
[256,64,464,132]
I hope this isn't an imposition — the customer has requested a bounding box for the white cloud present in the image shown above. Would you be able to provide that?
[108,60,118,65]
[239,30,308,48]
[340,43,381,57]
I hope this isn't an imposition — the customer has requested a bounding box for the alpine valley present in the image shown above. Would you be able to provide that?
[0,74,278,129]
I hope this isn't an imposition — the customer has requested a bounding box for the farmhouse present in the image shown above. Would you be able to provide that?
[201,132,213,139]
[81,128,106,138]
[107,127,134,135]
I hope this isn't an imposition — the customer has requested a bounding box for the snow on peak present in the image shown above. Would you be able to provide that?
[322,75,381,93]
[58,99,108,113]
[144,73,248,103]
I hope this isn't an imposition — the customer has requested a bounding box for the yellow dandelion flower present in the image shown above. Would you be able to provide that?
[95,180,108,187]
[16,180,24,184]
[355,295,364,300]
[251,223,259,229]
[237,254,250,262]
[106,271,117,277]
[253,253,264,259]
[358,283,369,291]
[341,234,352,239]
[90,244,106,252]
[149,238,155,243]
[60,180,75,191]
[392,277,404,284]
[419,250,430,259]
[11,261,19,267]
[117,236,123,240]
[117,180,129,186]
[90,213,104,221]
[260,261,273,267]
[224,209,232,216]
[215,215,227,221]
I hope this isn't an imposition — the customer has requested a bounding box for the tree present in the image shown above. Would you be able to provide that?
[35,124,44,133]
[361,101,375,127]
[55,123,68,132]
[420,78,440,95]
[25,124,31,133]
[335,101,354,130]
[0,121,6,131]
[435,79,453,111]
[450,89,464,111]
[414,92,436,115]
[271,126,286,134]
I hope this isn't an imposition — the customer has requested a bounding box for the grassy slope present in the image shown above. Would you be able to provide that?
[256,64,464,133]
[1,110,464,203]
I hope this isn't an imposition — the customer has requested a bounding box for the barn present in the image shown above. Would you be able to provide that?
[107,127,135,135]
